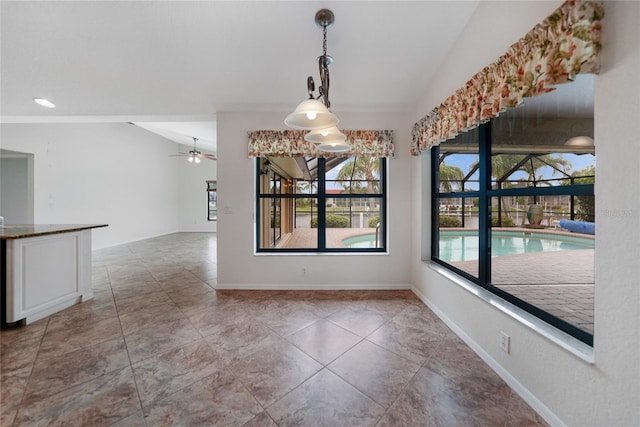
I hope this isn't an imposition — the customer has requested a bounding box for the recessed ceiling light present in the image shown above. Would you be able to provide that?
[33,97,56,108]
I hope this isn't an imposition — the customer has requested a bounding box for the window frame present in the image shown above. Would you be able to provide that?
[431,122,595,346]
[256,156,387,253]
[207,180,217,221]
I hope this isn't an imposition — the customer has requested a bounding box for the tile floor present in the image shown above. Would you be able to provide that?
[1,233,548,426]
[281,227,594,335]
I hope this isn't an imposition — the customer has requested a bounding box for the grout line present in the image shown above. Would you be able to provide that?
[109,267,148,425]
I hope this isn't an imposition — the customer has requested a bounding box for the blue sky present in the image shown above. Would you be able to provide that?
[444,153,595,183]
[319,152,595,191]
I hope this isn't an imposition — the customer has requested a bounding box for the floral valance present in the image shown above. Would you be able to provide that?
[248,130,394,158]
[411,0,603,155]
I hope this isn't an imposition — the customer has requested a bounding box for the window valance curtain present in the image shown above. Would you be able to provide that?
[411,0,603,155]
[248,130,394,158]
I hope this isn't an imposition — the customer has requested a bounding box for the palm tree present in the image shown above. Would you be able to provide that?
[438,164,464,192]
[296,180,317,211]
[469,153,572,225]
[469,154,571,187]
[520,155,572,186]
[297,180,317,194]
[335,157,380,194]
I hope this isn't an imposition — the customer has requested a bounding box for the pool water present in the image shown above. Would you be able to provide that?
[439,230,594,262]
[342,234,380,248]
[342,230,595,260]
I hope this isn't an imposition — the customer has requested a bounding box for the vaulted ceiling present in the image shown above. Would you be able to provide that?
[1,1,481,149]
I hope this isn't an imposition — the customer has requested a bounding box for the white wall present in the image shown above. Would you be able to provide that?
[216,111,413,288]
[0,122,182,248]
[178,154,217,232]
[410,2,640,425]
[0,155,34,223]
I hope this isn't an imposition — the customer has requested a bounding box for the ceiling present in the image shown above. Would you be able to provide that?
[0,1,482,152]
[131,121,217,151]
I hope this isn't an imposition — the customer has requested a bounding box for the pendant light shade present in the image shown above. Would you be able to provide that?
[304,126,346,144]
[284,98,339,130]
[316,141,351,153]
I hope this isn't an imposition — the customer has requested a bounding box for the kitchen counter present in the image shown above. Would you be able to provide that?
[1,224,108,326]
[0,223,107,239]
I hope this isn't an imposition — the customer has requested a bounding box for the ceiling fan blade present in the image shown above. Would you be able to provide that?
[168,141,214,160]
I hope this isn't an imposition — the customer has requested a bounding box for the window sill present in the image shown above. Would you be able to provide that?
[255,251,389,256]
[426,261,594,364]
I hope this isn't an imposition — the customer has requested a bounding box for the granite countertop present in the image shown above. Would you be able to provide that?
[0,224,108,240]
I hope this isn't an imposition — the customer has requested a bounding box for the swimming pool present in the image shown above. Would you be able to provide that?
[342,230,595,259]
[439,230,594,262]
[342,234,381,248]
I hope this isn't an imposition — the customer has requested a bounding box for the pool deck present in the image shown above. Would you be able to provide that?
[279,228,378,249]
[279,227,594,335]
[450,249,594,334]
[446,227,594,334]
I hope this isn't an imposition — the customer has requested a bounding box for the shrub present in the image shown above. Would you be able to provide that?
[368,216,380,228]
[576,196,595,222]
[310,214,350,228]
[439,216,461,227]
[491,216,515,227]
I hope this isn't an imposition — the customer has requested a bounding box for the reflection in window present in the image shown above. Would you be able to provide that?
[431,75,595,345]
[207,181,217,221]
[257,156,386,252]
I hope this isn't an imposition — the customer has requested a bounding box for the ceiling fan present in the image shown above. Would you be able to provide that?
[170,137,216,163]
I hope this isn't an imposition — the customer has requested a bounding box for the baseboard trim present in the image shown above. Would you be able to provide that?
[410,286,565,427]
[214,283,411,291]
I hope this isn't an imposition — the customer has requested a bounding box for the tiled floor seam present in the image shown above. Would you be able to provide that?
[261,366,328,423]
[9,318,50,427]
[114,291,147,425]
[323,364,388,412]
[374,358,427,426]
[226,363,281,418]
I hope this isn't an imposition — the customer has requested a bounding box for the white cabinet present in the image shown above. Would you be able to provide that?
[4,229,94,324]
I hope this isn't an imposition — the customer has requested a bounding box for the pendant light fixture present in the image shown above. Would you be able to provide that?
[304,126,349,152]
[284,9,350,152]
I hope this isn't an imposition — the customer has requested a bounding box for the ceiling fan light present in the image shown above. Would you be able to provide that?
[284,98,338,130]
[565,136,594,147]
[194,156,201,164]
[187,156,194,163]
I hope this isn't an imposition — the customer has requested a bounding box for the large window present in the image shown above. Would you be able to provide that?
[256,156,386,252]
[207,180,217,221]
[431,78,595,345]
